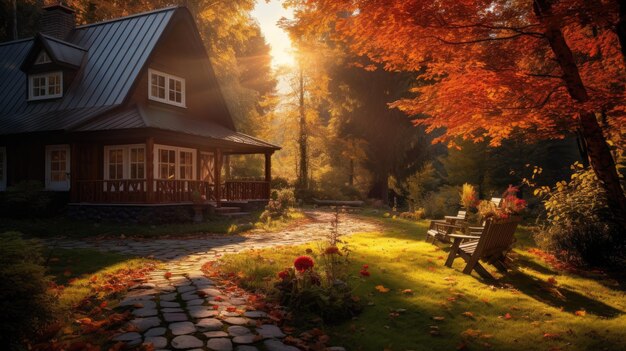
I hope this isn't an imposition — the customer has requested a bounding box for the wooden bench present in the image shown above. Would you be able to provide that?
[444,216,521,280]
[425,210,467,244]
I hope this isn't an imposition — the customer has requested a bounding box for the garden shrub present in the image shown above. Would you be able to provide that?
[271,177,290,190]
[1,181,54,218]
[274,209,362,323]
[399,209,425,221]
[0,232,58,350]
[260,189,296,222]
[534,165,625,267]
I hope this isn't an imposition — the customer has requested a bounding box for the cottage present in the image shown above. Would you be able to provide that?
[0,4,279,220]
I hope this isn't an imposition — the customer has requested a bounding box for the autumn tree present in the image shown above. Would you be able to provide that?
[287,0,626,226]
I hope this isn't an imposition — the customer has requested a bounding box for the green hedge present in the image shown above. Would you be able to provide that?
[0,232,57,350]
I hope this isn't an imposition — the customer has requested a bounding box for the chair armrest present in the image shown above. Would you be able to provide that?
[448,233,482,240]
[432,222,465,233]
[429,219,448,229]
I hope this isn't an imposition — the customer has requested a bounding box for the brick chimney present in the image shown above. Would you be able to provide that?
[40,2,76,40]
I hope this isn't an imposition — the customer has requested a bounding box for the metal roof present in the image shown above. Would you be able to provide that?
[39,34,87,68]
[0,6,175,126]
[74,105,280,150]
[0,6,279,152]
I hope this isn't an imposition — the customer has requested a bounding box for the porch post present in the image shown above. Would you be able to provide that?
[146,137,155,203]
[224,155,230,180]
[70,143,78,202]
[264,152,272,182]
[215,149,222,206]
[265,152,272,199]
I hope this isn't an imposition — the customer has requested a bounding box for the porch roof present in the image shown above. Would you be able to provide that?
[73,105,280,152]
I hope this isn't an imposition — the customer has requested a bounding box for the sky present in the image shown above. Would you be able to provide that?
[250,0,295,69]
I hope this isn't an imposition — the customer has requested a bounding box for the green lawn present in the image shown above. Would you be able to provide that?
[44,248,157,310]
[216,215,626,351]
[0,213,258,239]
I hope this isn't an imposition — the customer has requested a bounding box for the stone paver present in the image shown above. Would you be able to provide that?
[145,336,167,349]
[256,325,286,339]
[172,335,203,349]
[169,321,196,335]
[51,211,373,351]
[207,338,233,351]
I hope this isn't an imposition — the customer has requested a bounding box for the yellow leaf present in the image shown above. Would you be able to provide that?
[375,285,390,293]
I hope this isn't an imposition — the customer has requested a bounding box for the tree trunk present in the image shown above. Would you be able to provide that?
[297,68,308,189]
[348,158,355,186]
[12,0,18,40]
[367,173,389,204]
[534,0,626,226]
[616,0,626,63]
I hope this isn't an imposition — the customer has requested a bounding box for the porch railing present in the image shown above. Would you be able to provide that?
[75,180,148,203]
[74,179,270,204]
[154,180,214,203]
[224,180,270,201]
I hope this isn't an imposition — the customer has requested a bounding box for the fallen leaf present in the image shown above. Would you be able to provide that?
[461,328,482,338]
[575,310,586,317]
[504,313,512,320]
[164,272,172,279]
[462,311,474,318]
[432,316,445,321]
[375,285,390,293]
[401,289,413,295]
[543,333,561,339]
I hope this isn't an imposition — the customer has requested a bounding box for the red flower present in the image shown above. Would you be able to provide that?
[324,246,341,255]
[277,269,290,280]
[362,264,369,270]
[360,269,371,277]
[294,256,315,272]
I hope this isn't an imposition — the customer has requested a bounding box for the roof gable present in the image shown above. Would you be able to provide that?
[0,6,176,119]
[0,6,240,140]
[20,33,87,71]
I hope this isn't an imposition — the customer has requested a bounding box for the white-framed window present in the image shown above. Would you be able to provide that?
[148,68,186,107]
[104,144,146,180]
[45,145,70,191]
[35,51,52,65]
[155,145,196,180]
[0,147,6,191]
[29,71,62,100]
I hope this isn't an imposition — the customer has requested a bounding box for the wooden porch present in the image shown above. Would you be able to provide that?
[73,179,270,204]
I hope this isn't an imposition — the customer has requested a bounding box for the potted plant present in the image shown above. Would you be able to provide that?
[477,185,526,222]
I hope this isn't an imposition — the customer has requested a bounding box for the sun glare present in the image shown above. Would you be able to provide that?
[251,0,295,69]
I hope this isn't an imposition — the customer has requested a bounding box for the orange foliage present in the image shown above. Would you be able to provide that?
[288,0,625,146]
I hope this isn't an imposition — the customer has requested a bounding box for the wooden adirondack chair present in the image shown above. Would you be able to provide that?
[425,210,467,244]
[444,216,521,280]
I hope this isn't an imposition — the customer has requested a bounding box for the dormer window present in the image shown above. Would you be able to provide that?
[29,71,63,100]
[149,69,186,107]
[35,51,51,65]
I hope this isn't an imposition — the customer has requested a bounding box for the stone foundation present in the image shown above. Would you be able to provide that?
[67,203,214,224]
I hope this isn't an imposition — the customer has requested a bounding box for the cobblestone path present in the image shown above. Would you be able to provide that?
[51,210,379,351]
